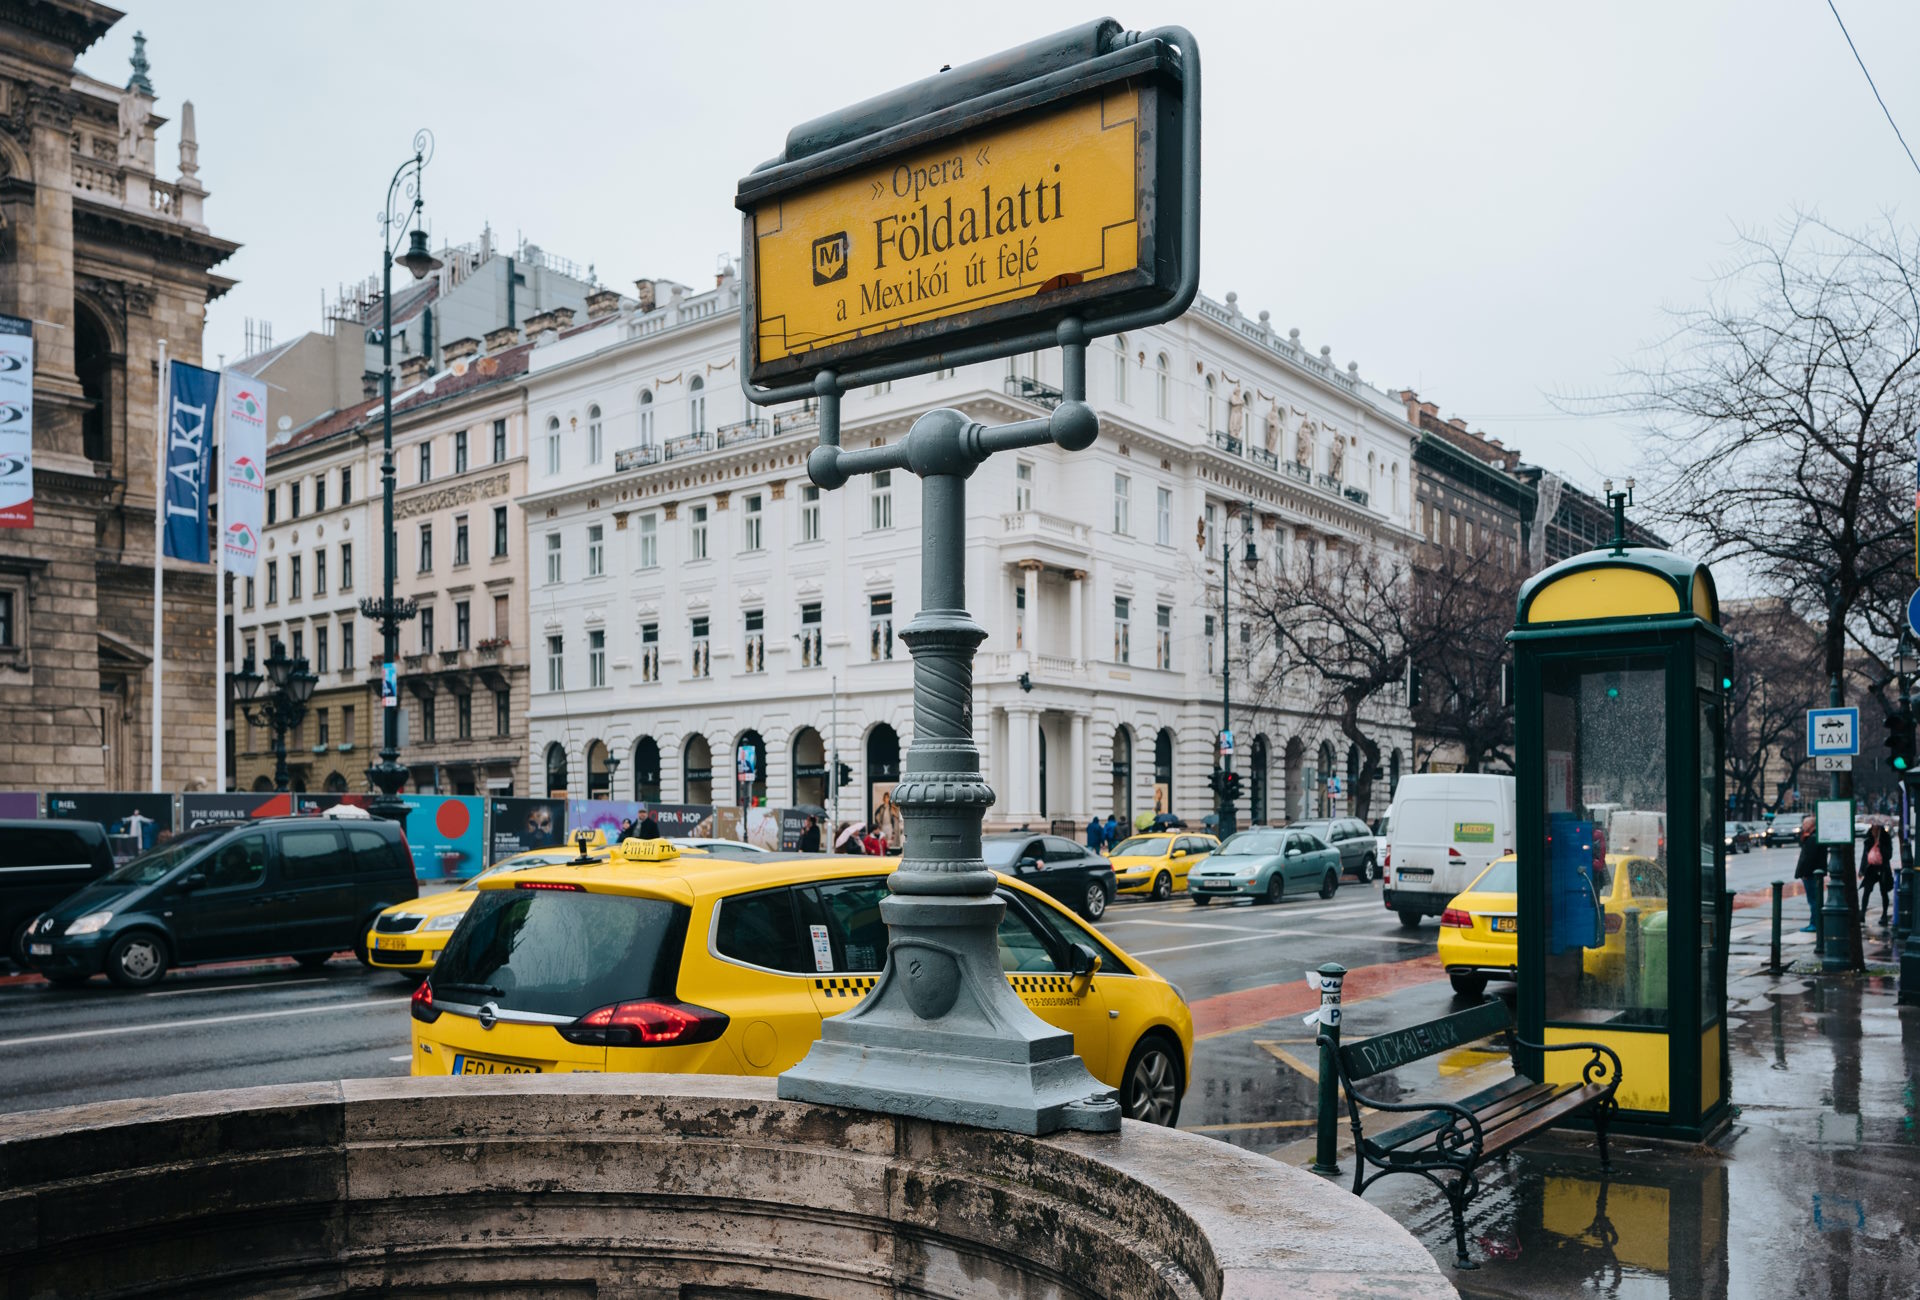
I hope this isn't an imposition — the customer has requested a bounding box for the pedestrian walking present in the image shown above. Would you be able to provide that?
[637,814,661,840]
[798,815,822,853]
[1793,814,1822,931]
[1860,822,1895,925]
[835,821,865,853]
[618,817,636,841]
[864,825,886,856]
[1104,813,1119,847]
[1086,815,1105,852]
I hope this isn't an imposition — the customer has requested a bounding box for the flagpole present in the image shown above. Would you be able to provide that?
[150,340,168,792]
[213,383,227,794]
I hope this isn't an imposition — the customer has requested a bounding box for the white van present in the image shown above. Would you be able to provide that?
[1381,773,1516,927]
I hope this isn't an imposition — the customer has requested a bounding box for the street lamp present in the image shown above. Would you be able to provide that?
[230,641,318,793]
[605,752,622,802]
[359,127,440,827]
[1202,502,1258,837]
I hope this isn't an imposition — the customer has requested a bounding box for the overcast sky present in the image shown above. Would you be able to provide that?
[84,1,1920,489]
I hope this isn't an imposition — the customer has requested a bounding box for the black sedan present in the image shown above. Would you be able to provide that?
[981,833,1119,921]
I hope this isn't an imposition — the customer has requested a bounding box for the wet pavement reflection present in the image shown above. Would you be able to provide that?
[1187,915,1920,1297]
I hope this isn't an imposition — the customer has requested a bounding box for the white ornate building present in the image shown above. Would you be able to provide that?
[519,271,1418,829]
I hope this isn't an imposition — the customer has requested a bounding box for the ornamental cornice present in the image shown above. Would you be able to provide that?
[394,473,511,520]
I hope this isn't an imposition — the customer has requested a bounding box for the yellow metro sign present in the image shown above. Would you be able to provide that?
[752,89,1143,372]
[735,24,1193,388]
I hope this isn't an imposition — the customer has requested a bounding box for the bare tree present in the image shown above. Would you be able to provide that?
[1411,539,1523,773]
[1722,606,1823,818]
[1616,214,1920,965]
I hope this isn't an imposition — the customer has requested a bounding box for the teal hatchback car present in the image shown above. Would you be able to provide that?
[1186,828,1342,906]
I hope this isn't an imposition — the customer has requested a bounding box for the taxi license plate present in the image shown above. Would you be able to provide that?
[453,1054,538,1075]
[1491,917,1517,933]
[373,936,408,950]
[27,943,51,956]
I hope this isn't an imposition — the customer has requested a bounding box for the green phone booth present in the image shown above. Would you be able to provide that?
[1510,505,1732,1140]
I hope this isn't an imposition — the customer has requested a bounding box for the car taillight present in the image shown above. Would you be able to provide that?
[410,979,439,1023]
[1605,913,1623,934]
[516,880,584,891]
[1382,845,1391,870]
[1440,907,1473,928]
[560,999,729,1048]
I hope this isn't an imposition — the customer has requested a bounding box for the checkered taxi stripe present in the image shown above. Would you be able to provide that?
[1009,974,1075,995]
[814,976,878,999]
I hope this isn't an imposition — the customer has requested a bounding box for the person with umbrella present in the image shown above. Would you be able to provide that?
[798,815,822,853]
[835,821,866,854]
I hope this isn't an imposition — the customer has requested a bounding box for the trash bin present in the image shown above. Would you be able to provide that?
[1640,910,1670,1011]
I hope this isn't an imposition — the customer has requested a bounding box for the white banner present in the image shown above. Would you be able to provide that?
[219,370,268,575]
[0,314,32,529]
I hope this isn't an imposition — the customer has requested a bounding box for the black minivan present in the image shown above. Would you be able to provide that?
[22,817,417,988]
[0,819,115,969]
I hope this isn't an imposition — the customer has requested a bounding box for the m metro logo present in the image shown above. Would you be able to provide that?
[812,231,849,285]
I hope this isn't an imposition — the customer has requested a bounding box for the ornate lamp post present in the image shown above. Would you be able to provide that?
[230,641,317,793]
[359,128,441,825]
[604,752,622,803]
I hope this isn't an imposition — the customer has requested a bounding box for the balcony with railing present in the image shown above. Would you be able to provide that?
[1004,375,1065,410]
[615,444,662,472]
[773,407,819,438]
[663,432,712,461]
[1343,485,1370,507]
[716,417,771,449]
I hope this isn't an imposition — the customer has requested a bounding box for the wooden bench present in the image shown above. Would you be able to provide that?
[1319,999,1622,1269]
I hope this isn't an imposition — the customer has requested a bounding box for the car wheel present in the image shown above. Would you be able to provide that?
[7,919,33,970]
[294,951,334,971]
[1081,883,1108,922]
[1449,972,1489,999]
[1357,855,1378,884]
[1397,910,1424,930]
[1120,1035,1185,1127]
[354,918,379,969]
[1151,871,1173,902]
[1191,894,1212,907]
[1319,870,1339,900]
[1259,876,1284,906]
[104,931,168,989]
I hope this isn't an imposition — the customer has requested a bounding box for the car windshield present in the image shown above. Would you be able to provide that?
[1219,831,1285,856]
[1110,836,1168,856]
[105,829,223,885]
[1472,859,1519,893]
[432,888,689,1018]
[1291,822,1331,837]
[979,839,1027,868]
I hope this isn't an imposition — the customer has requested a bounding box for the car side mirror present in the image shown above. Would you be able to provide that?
[1170,848,1186,859]
[1018,856,1039,872]
[178,872,207,892]
[1285,848,1300,858]
[1069,942,1102,979]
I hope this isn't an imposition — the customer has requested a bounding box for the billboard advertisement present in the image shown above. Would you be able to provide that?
[180,792,300,829]
[47,792,176,863]
[0,313,31,529]
[489,797,567,862]
[298,793,484,881]
[219,370,268,577]
[569,801,715,842]
[0,791,37,819]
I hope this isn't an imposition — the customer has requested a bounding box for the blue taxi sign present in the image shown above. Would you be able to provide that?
[1807,708,1859,757]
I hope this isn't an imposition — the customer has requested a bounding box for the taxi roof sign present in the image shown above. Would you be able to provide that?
[736,19,1197,393]
[617,837,682,864]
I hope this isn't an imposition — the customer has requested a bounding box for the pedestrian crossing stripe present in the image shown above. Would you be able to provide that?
[813,976,877,998]
[1008,973,1074,995]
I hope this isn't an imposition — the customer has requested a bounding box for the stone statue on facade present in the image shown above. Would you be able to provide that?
[1296,420,1314,470]
[1328,433,1345,482]
[1226,381,1246,440]
[1263,399,1281,452]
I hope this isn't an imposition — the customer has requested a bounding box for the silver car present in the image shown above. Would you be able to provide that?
[1186,828,1343,906]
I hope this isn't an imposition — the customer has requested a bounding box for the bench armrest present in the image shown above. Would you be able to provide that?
[1513,1036,1624,1092]
[1319,1033,1486,1161]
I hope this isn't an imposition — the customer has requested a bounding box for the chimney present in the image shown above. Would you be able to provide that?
[522,310,555,339]
[1447,417,1468,432]
[483,325,520,353]
[442,336,481,367]
[585,289,621,319]
[634,279,657,312]
[548,306,575,331]
[398,355,432,386]
[361,370,381,400]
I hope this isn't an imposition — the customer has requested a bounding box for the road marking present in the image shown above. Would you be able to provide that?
[1181,1117,1318,1132]
[145,978,327,998]
[389,1053,411,1062]
[0,997,409,1048]
[1256,1040,1322,1081]
[1106,898,1389,924]
[1133,931,1425,957]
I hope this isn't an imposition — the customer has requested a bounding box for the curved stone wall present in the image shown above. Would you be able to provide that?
[0,1074,1455,1299]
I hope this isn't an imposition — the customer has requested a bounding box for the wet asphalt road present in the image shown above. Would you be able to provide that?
[0,844,1807,1119]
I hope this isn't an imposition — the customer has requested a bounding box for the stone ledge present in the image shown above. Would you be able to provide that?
[0,1074,1455,1300]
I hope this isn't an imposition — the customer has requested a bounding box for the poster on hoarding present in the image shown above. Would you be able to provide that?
[0,791,37,818]
[489,797,567,862]
[0,314,33,529]
[181,792,298,829]
[298,793,485,881]
[47,792,176,863]
[568,801,716,843]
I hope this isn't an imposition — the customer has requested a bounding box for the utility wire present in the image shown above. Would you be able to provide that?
[1826,0,1920,182]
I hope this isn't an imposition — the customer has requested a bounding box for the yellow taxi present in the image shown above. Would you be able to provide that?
[409,839,1195,1126]
[365,831,617,976]
[1108,832,1219,900]
[1436,852,1669,998]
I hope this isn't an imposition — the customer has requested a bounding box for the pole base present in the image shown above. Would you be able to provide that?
[778,893,1121,1136]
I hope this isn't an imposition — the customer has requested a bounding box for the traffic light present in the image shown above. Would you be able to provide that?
[835,761,853,789]
[1207,770,1223,795]
[1884,706,1916,774]
[1222,770,1241,802]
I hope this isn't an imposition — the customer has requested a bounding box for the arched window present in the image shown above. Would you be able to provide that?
[1110,727,1133,824]
[638,389,654,445]
[1154,728,1176,818]
[586,739,610,799]
[1204,374,1217,433]
[1113,334,1129,403]
[544,742,569,797]
[633,736,662,802]
[688,375,706,434]
[1155,354,1171,419]
[544,415,561,475]
[587,404,603,465]
[1391,462,1401,512]
[684,734,713,805]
